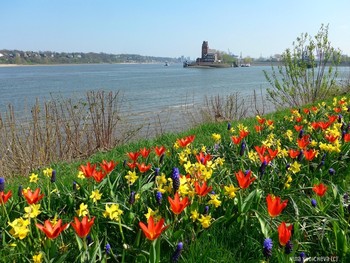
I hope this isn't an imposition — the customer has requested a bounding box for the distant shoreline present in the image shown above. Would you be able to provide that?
[0,62,169,68]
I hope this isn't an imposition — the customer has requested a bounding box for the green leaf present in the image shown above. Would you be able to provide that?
[254,211,270,238]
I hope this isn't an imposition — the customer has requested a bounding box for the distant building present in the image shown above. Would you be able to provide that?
[197,41,218,63]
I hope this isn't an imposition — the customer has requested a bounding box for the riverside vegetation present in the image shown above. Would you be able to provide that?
[1,25,350,262]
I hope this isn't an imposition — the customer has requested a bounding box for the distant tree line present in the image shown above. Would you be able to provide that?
[0,50,182,65]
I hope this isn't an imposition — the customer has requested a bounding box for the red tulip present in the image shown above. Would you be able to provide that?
[194,181,212,196]
[177,135,195,147]
[312,183,327,197]
[71,216,95,238]
[139,147,151,158]
[278,222,293,246]
[304,149,317,161]
[23,188,44,204]
[80,162,97,178]
[137,163,151,173]
[235,170,256,189]
[0,190,12,205]
[127,151,140,162]
[36,219,69,239]
[92,170,107,183]
[154,146,166,156]
[168,192,189,215]
[266,194,288,217]
[100,160,116,174]
[139,216,168,241]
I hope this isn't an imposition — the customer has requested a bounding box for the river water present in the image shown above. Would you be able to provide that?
[0,63,348,135]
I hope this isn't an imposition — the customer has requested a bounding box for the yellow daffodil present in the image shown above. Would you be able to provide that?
[125,170,139,185]
[285,130,294,142]
[43,167,53,177]
[29,173,39,183]
[224,184,239,199]
[214,157,225,166]
[77,171,85,179]
[198,214,212,228]
[24,204,41,219]
[103,203,123,221]
[208,194,221,208]
[289,161,301,174]
[76,203,88,217]
[284,174,293,189]
[190,210,199,222]
[8,217,30,239]
[90,189,102,204]
[33,253,43,263]
[212,133,221,142]
[144,207,161,222]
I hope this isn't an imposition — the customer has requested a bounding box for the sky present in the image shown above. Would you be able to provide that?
[1,0,350,59]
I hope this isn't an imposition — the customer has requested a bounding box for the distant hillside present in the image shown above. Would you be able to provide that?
[0,50,182,65]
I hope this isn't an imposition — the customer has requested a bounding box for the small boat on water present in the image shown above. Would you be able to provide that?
[164,61,169,66]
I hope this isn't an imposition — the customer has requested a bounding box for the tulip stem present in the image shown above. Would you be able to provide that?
[118,218,125,243]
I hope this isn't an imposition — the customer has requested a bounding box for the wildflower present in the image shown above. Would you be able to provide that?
[344,133,350,142]
[284,174,292,189]
[23,188,44,204]
[168,192,189,215]
[328,168,335,175]
[266,194,288,217]
[139,147,151,158]
[29,173,39,183]
[33,253,43,263]
[297,134,310,149]
[43,167,53,178]
[0,190,12,205]
[24,204,41,219]
[171,242,183,262]
[90,189,102,204]
[18,185,23,197]
[36,219,69,239]
[137,162,152,173]
[154,146,166,156]
[227,122,231,130]
[8,217,30,239]
[312,183,327,197]
[171,167,180,192]
[105,243,111,254]
[155,191,162,205]
[203,205,209,215]
[86,235,93,245]
[285,240,293,254]
[71,216,95,238]
[224,184,239,199]
[259,160,268,178]
[50,170,56,183]
[278,221,293,246]
[208,194,221,208]
[311,198,317,207]
[76,203,89,217]
[190,210,199,222]
[100,160,116,174]
[194,181,212,196]
[129,191,136,205]
[235,170,256,189]
[263,238,273,258]
[240,141,246,156]
[139,216,168,241]
[144,207,161,221]
[103,203,123,221]
[125,170,139,185]
[79,162,96,178]
[198,214,212,228]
